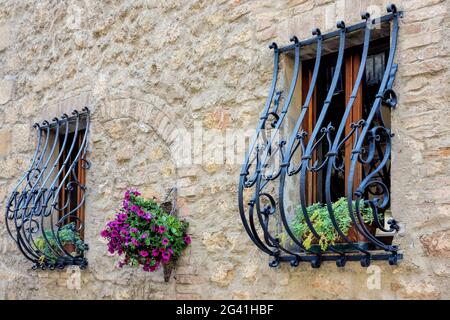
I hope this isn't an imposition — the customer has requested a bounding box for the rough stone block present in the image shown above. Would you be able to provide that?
[420,229,450,258]
[0,79,13,105]
[0,129,11,157]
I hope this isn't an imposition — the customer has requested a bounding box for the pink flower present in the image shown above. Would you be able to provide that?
[131,205,139,213]
[140,233,147,239]
[145,213,152,220]
[117,213,128,221]
[139,250,149,257]
[162,237,169,246]
[162,251,171,263]
[108,221,118,228]
[184,235,192,245]
[131,238,139,246]
[100,230,109,237]
[158,226,166,234]
[152,249,159,257]
[137,209,145,217]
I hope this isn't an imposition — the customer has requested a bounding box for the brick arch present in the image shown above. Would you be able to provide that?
[96,95,191,172]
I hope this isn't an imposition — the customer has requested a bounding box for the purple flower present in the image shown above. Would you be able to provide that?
[110,230,119,237]
[140,233,147,239]
[131,238,139,246]
[152,249,159,257]
[139,250,149,257]
[162,251,171,263]
[118,260,126,268]
[130,228,138,233]
[100,230,109,237]
[184,235,192,245]
[122,199,129,210]
[130,189,141,197]
[158,226,167,234]
[137,209,145,217]
[145,213,152,220]
[162,237,169,246]
[108,221,119,228]
[117,213,128,221]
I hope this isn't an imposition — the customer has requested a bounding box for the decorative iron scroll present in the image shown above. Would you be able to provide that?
[239,4,402,268]
[5,108,90,270]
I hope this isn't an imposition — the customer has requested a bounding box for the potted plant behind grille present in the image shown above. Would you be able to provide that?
[292,197,379,252]
[101,189,191,281]
[35,222,88,264]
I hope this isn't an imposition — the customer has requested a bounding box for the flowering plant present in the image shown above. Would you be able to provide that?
[101,189,191,272]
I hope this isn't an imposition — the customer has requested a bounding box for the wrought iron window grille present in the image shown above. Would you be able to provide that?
[5,107,91,270]
[239,4,402,268]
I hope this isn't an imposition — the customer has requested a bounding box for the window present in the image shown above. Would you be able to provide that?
[239,5,402,268]
[58,127,87,239]
[5,108,90,270]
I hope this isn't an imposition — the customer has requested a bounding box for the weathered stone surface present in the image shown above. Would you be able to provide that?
[420,229,450,258]
[0,0,448,300]
[0,79,13,105]
[392,280,441,299]
[0,129,11,157]
[210,262,235,287]
[0,24,12,52]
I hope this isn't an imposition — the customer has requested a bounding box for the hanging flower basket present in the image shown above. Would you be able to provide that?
[101,189,191,281]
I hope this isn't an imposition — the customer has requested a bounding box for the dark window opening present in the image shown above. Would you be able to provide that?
[57,129,86,239]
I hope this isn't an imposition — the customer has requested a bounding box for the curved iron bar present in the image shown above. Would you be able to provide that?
[238,43,282,257]
[323,14,374,266]
[49,109,90,268]
[239,4,403,267]
[5,121,44,244]
[20,119,62,264]
[278,29,324,260]
[8,124,52,264]
[253,36,303,265]
[5,108,91,269]
[297,21,348,263]
[346,4,400,265]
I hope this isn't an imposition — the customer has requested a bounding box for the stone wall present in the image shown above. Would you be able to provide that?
[0,0,449,299]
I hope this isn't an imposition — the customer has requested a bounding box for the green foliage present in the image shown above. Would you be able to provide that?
[130,194,189,260]
[292,197,377,251]
[101,189,191,272]
[35,222,87,263]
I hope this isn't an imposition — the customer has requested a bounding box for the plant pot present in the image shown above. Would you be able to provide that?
[307,223,376,253]
[162,258,177,282]
[63,243,76,255]
[347,223,376,243]
[160,201,173,215]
